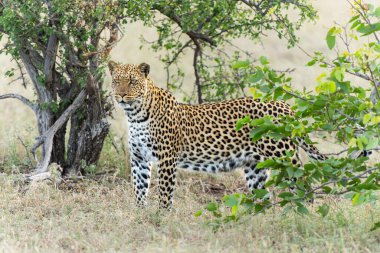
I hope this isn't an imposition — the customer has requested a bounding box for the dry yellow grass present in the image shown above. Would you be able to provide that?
[0,172,379,253]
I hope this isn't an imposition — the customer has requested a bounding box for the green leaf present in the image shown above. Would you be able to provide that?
[374,7,380,18]
[253,189,269,199]
[296,99,310,112]
[194,210,202,217]
[326,81,336,93]
[366,138,378,150]
[293,168,304,178]
[286,167,294,177]
[326,27,336,50]
[254,204,264,213]
[232,60,250,69]
[206,202,218,212]
[304,163,316,171]
[363,113,372,124]
[350,19,362,30]
[316,81,336,94]
[317,204,330,217]
[248,70,264,83]
[348,138,357,147]
[273,87,283,100]
[370,221,380,232]
[236,116,251,131]
[357,138,364,150]
[333,69,343,82]
[322,165,333,173]
[322,186,332,194]
[223,194,243,207]
[257,159,275,169]
[278,192,294,199]
[306,58,317,66]
[259,56,269,65]
[348,14,360,23]
[297,204,309,215]
[357,23,380,36]
[352,193,365,206]
[250,127,266,141]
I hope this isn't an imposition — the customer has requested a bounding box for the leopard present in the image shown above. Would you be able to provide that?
[108,61,327,209]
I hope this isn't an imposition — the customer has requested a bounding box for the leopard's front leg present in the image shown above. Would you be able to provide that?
[130,153,152,207]
[157,158,177,210]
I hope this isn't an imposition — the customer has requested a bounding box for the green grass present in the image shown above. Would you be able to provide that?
[0,170,379,253]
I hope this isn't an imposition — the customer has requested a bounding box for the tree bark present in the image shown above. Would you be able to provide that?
[64,75,110,175]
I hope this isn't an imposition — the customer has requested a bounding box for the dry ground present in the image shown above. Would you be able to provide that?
[0,171,379,253]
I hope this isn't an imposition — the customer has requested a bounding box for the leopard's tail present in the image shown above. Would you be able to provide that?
[296,137,327,161]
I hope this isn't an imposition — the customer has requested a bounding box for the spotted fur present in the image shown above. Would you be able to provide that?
[108,61,327,209]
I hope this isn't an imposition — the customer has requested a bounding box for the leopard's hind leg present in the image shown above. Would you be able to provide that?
[243,160,270,192]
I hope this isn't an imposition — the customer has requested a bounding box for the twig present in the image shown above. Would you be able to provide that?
[322,148,349,156]
[264,77,309,101]
[251,166,379,217]
[83,22,122,60]
[336,109,358,121]
[17,136,34,167]
[111,139,120,155]
[167,40,192,66]
[305,167,379,196]
[348,0,380,42]
[0,93,37,112]
[193,44,203,104]
[152,5,216,47]
[366,60,380,105]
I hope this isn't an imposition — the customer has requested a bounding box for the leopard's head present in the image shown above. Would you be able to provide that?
[108,61,150,108]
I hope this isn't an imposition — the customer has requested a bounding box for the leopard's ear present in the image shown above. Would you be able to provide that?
[138,63,150,77]
[108,61,119,74]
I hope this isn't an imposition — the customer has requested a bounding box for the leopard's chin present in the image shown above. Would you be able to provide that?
[118,101,132,109]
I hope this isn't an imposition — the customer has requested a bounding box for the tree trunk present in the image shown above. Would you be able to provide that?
[51,122,67,167]
[64,75,110,175]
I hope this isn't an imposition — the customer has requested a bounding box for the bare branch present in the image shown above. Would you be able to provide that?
[44,0,59,89]
[320,147,380,156]
[17,136,34,167]
[152,6,216,47]
[31,88,87,173]
[305,166,379,196]
[0,93,37,112]
[19,48,49,101]
[193,45,202,104]
[366,61,380,105]
[15,60,28,88]
[44,34,59,86]
[167,40,192,66]
[82,22,121,60]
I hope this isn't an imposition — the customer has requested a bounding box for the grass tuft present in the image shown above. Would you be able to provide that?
[0,171,379,253]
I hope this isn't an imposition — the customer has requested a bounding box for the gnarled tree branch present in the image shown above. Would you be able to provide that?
[0,93,37,112]
[31,88,87,173]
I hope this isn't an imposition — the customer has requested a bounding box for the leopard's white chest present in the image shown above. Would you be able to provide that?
[127,121,157,163]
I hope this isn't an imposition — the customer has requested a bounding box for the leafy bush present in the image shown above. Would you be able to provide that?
[197,2,380,231]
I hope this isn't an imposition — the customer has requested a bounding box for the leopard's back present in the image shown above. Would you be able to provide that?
[175,98,294,173]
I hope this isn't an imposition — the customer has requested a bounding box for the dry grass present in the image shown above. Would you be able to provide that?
[0,171,379,253]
